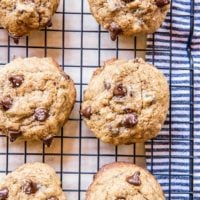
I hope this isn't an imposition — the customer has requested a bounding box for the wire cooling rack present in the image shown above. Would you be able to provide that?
[0,0,198,199]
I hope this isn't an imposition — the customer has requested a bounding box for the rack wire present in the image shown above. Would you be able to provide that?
[0,0,198,199]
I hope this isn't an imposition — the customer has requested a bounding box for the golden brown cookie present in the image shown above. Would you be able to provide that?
[81,58,169,145]
[0,57,76,146]
[0,0,59,42]
[88,0,170,40]
[0,162,66,200]
[86,162,165,200]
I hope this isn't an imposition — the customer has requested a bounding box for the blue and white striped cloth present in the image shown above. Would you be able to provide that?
[145,0,200,199]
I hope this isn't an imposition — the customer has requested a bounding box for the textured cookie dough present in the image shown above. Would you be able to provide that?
[88,0,170,40]
[86,162,165,200]
[0,57,76,146]
[0,0,59,39]
[0,162,66,200]
[81,58,169,145]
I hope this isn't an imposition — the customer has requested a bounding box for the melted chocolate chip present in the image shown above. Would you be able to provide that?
[126,171,141,186]
[43,135,54,147]
[0,97,13,111]
[104,82,111,90]
[113,84,127,97]
[116,197,126,200]
[9,130,22,142]
[0,188,9,199]
[9,75,24,88]
[22,180,38,195]
[109,22,122,41]
[47,196,58,200]
[123,114,138,128]
[156,0,170,7]
[80,106,92,119]
[34,108,49,122]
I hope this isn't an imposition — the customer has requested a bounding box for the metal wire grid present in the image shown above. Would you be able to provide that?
[145,0,196,198]
[0,0,196,199]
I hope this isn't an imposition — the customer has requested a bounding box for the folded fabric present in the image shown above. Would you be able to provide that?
[146,0,200,199]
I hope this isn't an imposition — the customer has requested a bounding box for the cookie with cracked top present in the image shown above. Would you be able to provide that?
[88,0,170,40]
[0,0,59,40]
[86,162,165,200]
[81,58,169,145]
[0,162,66,200]
[0,57,76,146]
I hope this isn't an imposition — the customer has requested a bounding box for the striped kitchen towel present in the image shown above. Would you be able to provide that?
[145,0,200,199]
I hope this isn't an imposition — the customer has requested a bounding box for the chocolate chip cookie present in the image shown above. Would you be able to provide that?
[0,0,59,41]
[86,162,165,200]
[88,0,170,40]
[81,58,169,145]
[0,57,76,146]
[0,162,66,200]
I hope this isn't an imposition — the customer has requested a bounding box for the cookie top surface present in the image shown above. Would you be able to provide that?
[81,58,169,144]
[0,0,59,37]
[0,57,76,145]
[86,162,165,200]
[0,162,66,200]
[88,0,170,40]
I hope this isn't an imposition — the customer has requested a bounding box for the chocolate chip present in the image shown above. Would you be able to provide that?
[8,33,20,44]
[109,22,122,41]
[0,188,9,199]
[156,0,170,7]
[9,130,22,142]
[34,108,49,122]
[46,19,53,27]
[43,135,54,147]
[124,108,134,114]
[13,37,19,44]
[80,106,92,119]
[113,84,127,97]
[47,196,58,200]
[12,37,19,44]
[9,75,24,88]
[22,180,38,195]
[126,171,141,186]
[0,96,13,111]
[123,114,138,128]
[104,82,111,90]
